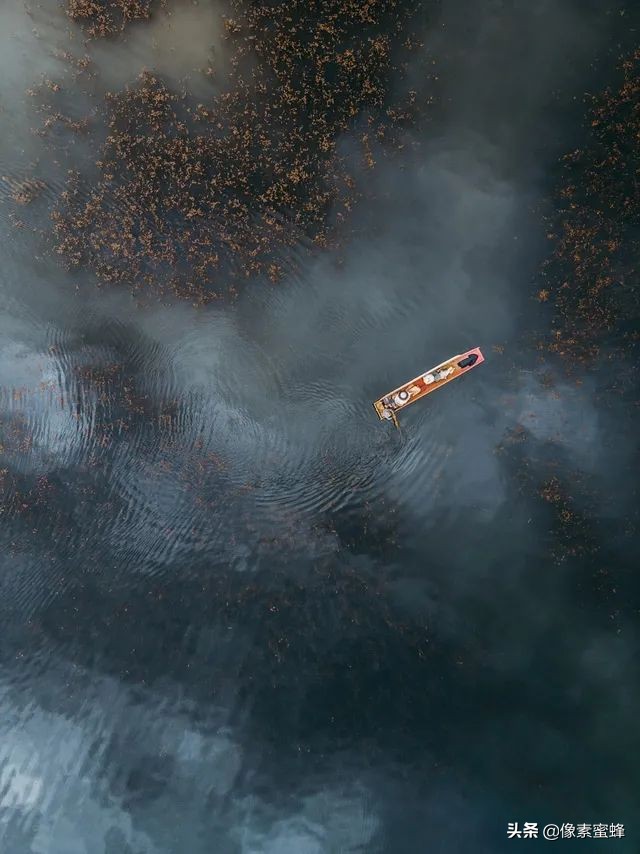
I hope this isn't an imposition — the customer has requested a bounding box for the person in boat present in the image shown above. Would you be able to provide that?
[424,365,455,385]
[380,395,396,420]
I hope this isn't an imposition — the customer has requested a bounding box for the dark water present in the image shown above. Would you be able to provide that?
[1,1,639,852]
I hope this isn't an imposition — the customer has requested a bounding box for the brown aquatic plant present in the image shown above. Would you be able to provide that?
[52,0,428,300]
[67,0,162,37]
[3,177,46,205]
[543,47,640,360]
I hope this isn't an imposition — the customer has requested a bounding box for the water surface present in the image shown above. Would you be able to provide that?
[1,2,638,852]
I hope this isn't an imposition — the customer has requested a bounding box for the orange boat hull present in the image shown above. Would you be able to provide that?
[373,347,485,424]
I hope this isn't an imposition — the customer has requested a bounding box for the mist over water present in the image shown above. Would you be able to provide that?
[1,1,639,852]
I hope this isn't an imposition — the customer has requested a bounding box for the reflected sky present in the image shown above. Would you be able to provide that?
[1,1,639,852]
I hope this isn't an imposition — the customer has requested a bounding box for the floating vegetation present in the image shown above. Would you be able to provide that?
[52,0,428,301]
[538,475,599,564]
[67,0,164,37]
[543,48,640,360]
[2,177,46,205]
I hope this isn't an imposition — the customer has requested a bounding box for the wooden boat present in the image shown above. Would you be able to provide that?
[373,347,485,427]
